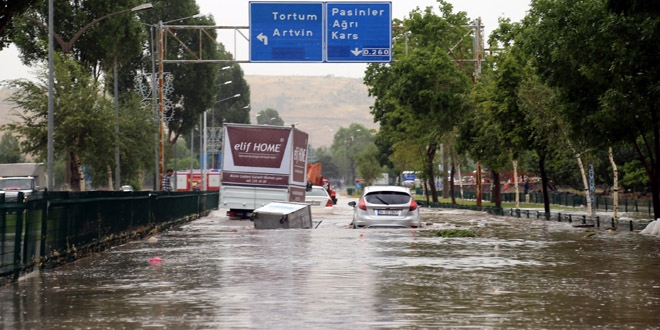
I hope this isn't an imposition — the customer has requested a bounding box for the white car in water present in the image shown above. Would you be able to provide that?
[305,185,334,214]
[348,185,421,229]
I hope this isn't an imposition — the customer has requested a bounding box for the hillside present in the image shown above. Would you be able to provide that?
[244,75,378,147]
[0,89,18,126]
[0,75,378,147]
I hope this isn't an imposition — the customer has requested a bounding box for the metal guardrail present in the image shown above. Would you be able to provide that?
[0,190,218,284]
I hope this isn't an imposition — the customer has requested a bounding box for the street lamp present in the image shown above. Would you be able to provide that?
[162,14,204,25]
[46,2,153,190]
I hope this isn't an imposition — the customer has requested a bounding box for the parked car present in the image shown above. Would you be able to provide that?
[348,185,421,229]
[305,185,334,214]
[121,185,134,192]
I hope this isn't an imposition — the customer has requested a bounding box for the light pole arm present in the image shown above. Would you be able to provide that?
[26,3,152,54]
[24,16,68,53]
[63,8,133,53]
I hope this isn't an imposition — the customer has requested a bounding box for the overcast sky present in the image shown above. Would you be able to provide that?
[0,0,530,81]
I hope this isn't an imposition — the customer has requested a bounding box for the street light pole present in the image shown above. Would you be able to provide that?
[114,64,120,190]
[158,20,165,190]
[47,0,54,190]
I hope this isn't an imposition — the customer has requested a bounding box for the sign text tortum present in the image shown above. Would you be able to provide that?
[249,1,391,63]
[250,2,324,62]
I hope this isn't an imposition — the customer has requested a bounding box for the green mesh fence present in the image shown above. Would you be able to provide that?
[423,190,654,217]
[1,190,218,284]
[416,192,653,232]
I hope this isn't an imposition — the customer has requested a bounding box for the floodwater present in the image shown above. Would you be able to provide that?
[1,199,659,329]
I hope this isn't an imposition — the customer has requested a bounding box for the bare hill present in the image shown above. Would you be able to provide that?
[0,89,18,126]
[0,75,377,147]
[245,75,377,147]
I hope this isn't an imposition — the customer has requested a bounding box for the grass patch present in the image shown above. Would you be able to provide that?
[432,229,477,238]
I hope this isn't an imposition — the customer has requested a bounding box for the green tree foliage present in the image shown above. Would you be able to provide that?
[256,108,284,125]
[12,0,147,74]
[0,0,38,49]
[211,60,250,126]
[458,69,510,207]
[364,2,473,201]
[309,146,339,179]
[518,0,660,218]
[330,124,372,185]
[0,132,26,163]
[111,94,155,187]
[2,54,152,190]
[620,159,648,193]
[355,143,382,186]
[607,0,660,14]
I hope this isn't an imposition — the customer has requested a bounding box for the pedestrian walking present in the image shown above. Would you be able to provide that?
[162,169,174,192]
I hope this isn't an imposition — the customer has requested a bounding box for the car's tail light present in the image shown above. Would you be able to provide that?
[358,197,367,210]
[409,199,418,211]
[325,199,333,207]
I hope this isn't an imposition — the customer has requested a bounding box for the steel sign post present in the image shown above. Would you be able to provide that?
[249,1,391,63]
[325,2,391,62]
[250,2,324,62]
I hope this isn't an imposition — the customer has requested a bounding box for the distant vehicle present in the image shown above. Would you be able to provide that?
[348,185,421,229]
[304,185,334,214]
[307,163,337,204]
[121,185,134,192]
[0,177,37,202]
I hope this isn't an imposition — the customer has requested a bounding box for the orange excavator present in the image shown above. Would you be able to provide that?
[307,163,337,204]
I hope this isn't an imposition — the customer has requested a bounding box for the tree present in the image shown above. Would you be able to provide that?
[0,0,38,50]
[12,0,147,77]
[519,0,660,219]
[0,132,26,163]
[364,1,474,202]
[330,124,372,185]
[458,73,510,208]
[355,143,382,186]
[256,108,284,125]
[211,59,250,126]
[4,54,124,190]
[309,146,340,180]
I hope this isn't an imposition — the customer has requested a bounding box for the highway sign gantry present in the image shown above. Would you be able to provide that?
[249,1,392,63]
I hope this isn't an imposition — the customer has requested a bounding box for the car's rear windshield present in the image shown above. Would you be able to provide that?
[365,191,411,205]
[307,188,328,197]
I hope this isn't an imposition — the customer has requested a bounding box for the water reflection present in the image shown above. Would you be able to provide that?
[1,209,659,329]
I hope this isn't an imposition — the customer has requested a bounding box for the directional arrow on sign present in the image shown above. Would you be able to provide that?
[257,33,268,46]
[351,48,361,56]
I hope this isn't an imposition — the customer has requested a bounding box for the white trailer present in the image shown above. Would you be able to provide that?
[220,124,309,218]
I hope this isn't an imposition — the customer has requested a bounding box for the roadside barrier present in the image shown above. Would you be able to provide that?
[505,208,651,231]
[0,190,218,284]
[417,190,654,216]
[416,198,652,232]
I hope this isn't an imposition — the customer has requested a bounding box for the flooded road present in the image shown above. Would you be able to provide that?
[1,198,660,329]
